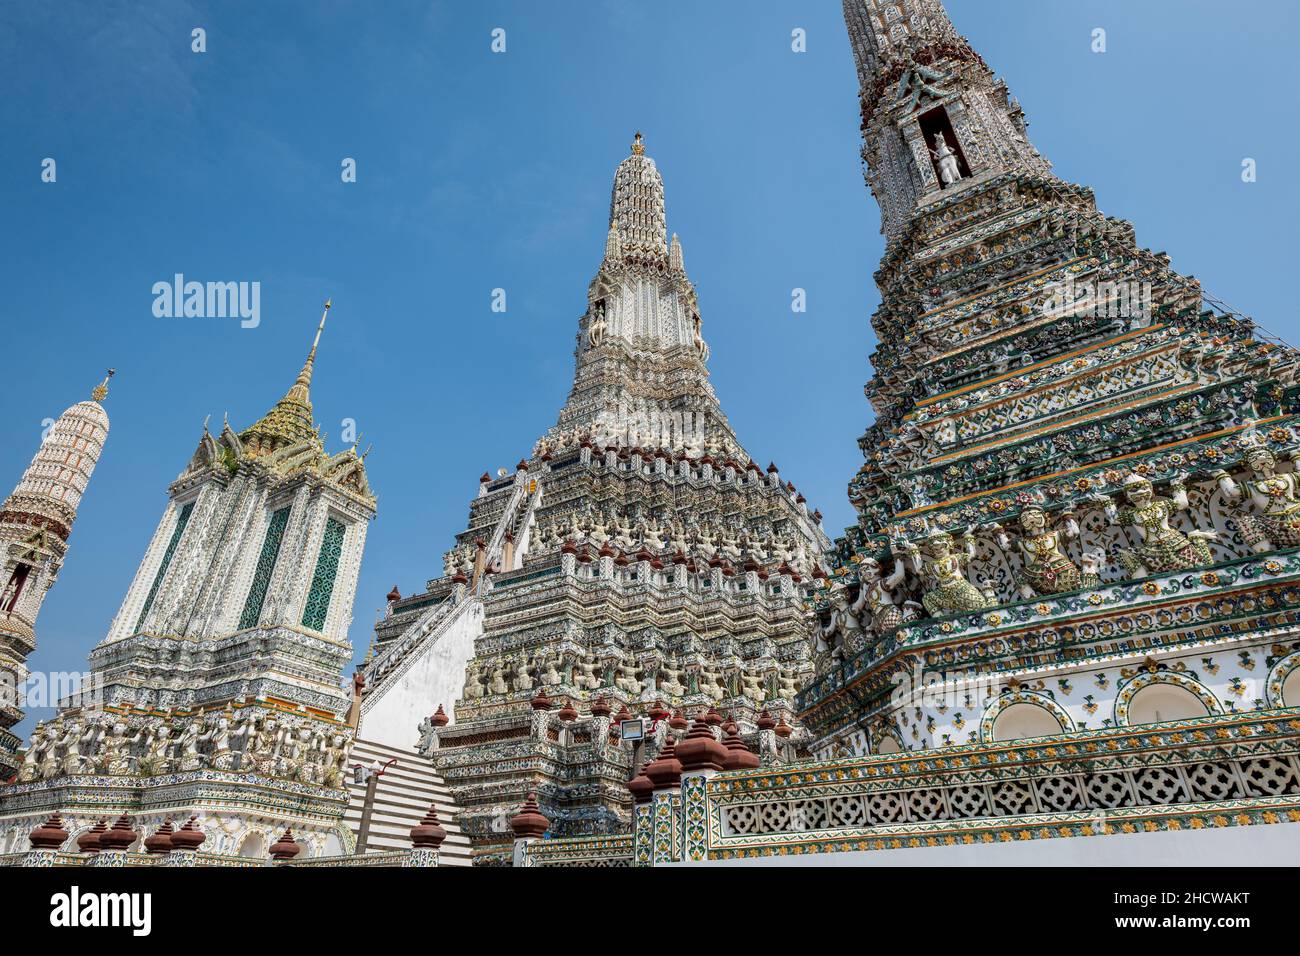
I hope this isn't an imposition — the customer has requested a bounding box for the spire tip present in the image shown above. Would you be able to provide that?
[91,368,116,402]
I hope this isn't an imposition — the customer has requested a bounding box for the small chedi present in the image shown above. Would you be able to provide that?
[0,305,377,860]
[0,373,113,778]
[357,133,831,864]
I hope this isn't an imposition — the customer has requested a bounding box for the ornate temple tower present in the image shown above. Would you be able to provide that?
[358,136,831,863]
[0,373,112,777]
[0,305,376,859]
[551,133,741,457]
[89,302,374,716]
[800,1,1300,756]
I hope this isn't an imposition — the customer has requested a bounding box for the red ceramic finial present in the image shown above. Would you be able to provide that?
[676,717,728,773]
[170,816,207,851]
[409,803,447,849]
[645,736,683,791]
[509,792,550,839]
[77,818,108,854]
[28,812,69,850]
[269,828,301,861]
[144,820,174,855]
[99,813,137,852]
[723,726,760,771]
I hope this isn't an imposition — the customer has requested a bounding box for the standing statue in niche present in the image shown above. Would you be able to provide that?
[587,299,607,348]
[1214,444,1300,552]
[930,133,964,187]
[991,505,1104,598]
[1090,473,1217,578]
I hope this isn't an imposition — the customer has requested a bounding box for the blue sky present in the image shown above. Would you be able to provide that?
[2,0,1297,735]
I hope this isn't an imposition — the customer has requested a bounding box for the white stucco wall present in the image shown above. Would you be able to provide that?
[357,600,483,748]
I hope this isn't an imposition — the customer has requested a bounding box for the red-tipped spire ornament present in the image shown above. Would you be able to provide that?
[409,803,448,849]
[28,812,69,850]
[509,792,550,839]
[269,828,301,861]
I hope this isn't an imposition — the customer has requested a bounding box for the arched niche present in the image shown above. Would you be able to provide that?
[1266,650,1300,709]
[1284,671,1300,708]
[990,702,1066,742]
[1118,675,1217,726]
[237,831,266,858]
[980,691,1073,742]
[875,733,903,755]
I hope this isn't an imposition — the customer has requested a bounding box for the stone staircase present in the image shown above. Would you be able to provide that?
[343,737,472,866]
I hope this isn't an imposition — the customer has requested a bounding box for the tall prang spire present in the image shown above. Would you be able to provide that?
[607,132,668,258]
[842,0,961,86]
[543,135,744,459]
[803,4,1300,825]
[0,374,112,774]
[843,0,1050,237]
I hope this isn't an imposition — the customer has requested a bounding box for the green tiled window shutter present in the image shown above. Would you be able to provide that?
[135,501,194,632]
[238,507,290,629]
[300,517,345,632]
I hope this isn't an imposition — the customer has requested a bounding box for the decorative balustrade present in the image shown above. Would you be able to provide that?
[2,845,437,868]
[525,833,633,867]
[519,708,1300,866]
[283,850,409,867]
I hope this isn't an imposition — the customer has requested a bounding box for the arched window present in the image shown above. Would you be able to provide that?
[2,564,31,613]
[875,734,902,755]
[990,702,1066,741]
[1126,682,1212,725]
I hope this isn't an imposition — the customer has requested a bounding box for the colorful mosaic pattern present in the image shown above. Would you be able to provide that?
[301,517,345,632]
[682,773,709,861]
[238,507,289,629]
[134,501,193,631]
[633,804,653,866]
[652,791,679,865]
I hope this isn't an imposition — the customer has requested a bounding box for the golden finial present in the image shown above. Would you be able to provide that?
[630,131,645,155]
[288,299,332,401]
[91,368,116,402]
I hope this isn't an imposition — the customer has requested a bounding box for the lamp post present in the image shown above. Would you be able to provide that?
[351,756,396,855]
